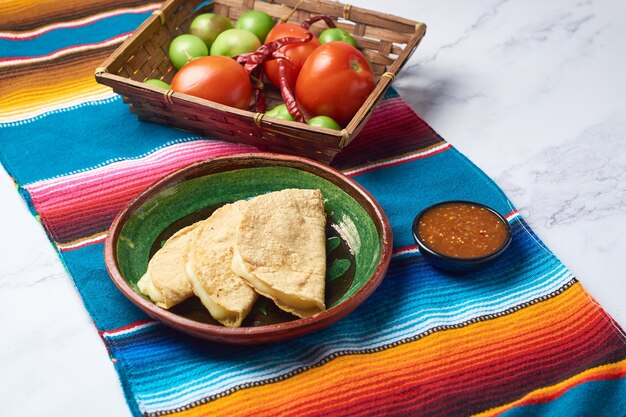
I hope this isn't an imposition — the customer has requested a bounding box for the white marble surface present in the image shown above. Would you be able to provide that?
[1,1,625,415]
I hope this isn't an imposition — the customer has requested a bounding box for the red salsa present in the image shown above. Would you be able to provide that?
[417,202,508,259]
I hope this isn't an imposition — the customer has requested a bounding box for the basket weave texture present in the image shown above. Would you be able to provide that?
[95,0,426,163]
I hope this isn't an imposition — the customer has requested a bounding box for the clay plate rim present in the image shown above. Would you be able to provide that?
[104,152,393,344]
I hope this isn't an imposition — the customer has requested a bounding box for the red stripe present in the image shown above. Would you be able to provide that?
[505,209,519,219]
[40,181,146,216]
[40,202,133,243]
[381,332,619,417]
[99,319,156,337]
[393,244,417,254]
[293,289,617,417]
[511,365,626,409]
[381,316,625,417]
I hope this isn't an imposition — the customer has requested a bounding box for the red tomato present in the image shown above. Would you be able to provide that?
[263,23,320,90]
[295,41,375,127]
[170,56,251,109]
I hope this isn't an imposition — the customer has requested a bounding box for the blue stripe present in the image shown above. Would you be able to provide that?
[0,12,151,59]
[0,91,404,186]
[500,372,626,417]
[0,97,201,185]
[61,243,147,329]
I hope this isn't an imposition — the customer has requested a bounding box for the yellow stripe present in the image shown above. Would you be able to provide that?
[0,0,147,31]
[1,0,60,15]
[1,78,110,121]
[0,46,116,121]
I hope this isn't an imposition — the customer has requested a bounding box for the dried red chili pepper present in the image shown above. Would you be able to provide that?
[234,15,336,121]
[277,58,304,122]
[235,34,312,119]
[248,71,266,112]
[301,15,336,30]
[235,34,313,74]
[253,88,266,113]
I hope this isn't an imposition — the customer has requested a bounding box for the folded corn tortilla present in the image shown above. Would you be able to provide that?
[231,189,327,318]
[137,222,201,309]
[185,201,258,327]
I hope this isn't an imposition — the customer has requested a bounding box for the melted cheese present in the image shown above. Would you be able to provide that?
[137,272,167,308]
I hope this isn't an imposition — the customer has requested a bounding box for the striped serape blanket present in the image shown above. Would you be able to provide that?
[2,2,626,416]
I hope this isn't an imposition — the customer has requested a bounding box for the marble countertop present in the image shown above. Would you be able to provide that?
[1,0,624,416]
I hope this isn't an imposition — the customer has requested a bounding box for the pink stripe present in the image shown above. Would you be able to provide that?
[27,140,239,197]
[26,140,256,243]
[24,140,249,196]
[0,4,160,40]
[30,151,251,221]
[33,147,251,216]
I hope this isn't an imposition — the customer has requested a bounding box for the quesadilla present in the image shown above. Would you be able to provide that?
[185,201,258,327]
[137,222,201,309]
[231,189,327,318]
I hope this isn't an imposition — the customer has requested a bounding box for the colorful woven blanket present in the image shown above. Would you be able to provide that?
[2,2,626,416]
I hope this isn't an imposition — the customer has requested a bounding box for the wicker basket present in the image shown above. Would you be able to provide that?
[95,0,426,164]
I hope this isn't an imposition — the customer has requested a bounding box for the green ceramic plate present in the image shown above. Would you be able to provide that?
[105,153,392,344]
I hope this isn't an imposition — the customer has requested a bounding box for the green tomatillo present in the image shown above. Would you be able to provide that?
[168,34,208,69]
[265,104,295,121]
[144,79,170,89]
[307,115,341,130]
[235,10,275,43]
[318,28,357,47]
[189,13,233,49]
[210,28,262,57]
